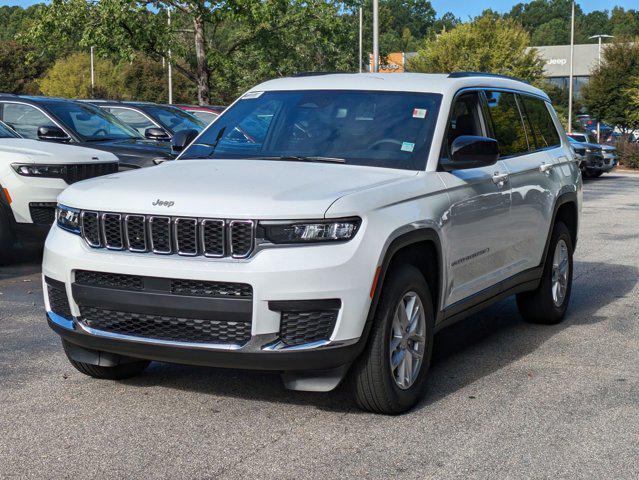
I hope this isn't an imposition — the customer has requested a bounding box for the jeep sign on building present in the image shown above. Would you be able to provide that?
[532,43,600,96]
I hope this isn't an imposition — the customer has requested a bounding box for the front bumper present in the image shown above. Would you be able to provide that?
[43,223,379,371]
[0,170,67,224]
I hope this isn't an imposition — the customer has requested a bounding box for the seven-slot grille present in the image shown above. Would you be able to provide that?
[80,211,254,258]
[64,163,119,184]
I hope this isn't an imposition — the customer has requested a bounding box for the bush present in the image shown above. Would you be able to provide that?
[616,139,639,169]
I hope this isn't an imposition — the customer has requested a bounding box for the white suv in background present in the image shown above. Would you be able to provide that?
[0,121,118,262]
[42,73,581,414]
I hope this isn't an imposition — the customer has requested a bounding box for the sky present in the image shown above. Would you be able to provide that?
[2,0,637,20]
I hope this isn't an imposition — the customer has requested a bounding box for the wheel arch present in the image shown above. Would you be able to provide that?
[542,191,578,265]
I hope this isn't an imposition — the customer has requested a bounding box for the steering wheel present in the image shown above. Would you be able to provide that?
[368,138,403,150]
[91,128,108,137]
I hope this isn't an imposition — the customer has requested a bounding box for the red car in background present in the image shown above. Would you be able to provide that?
[175,105,226,124]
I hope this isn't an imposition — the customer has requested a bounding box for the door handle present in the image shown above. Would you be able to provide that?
[492,172,509,186]
[540,162,554,173]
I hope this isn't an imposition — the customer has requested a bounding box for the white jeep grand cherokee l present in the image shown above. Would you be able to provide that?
[0,121,118,263]
[43,73,581,414]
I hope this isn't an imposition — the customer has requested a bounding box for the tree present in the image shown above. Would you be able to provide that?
[0,41,48,94]
[39,53,124,99]
[119,57,196,103]
[407,14,544,82]
[581,40,639,134]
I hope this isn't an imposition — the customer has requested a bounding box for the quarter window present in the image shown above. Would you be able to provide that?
[519,96,561,149]
[484,91,529,157]
[1,103,52,139]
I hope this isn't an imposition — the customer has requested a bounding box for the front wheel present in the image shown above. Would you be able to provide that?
[351,264,434,414]
[517,221,573,324]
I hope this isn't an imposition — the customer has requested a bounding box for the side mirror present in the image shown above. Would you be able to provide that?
[441,135,499,171]
[145,127,171,141]
[171,129,198,153]
[37,125,70,142]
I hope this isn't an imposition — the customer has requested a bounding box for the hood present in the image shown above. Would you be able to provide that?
[78,138,175,168]
[58,159,416,219]
[601,145,616,152]
[0,138,118,164]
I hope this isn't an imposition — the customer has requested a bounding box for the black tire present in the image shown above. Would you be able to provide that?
[593,170,604,178]
[517,221,573,324]
[63,344,150,380]
[352,264,435,414]
[0,203,16,265]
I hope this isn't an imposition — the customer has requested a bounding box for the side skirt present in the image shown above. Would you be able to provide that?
[435,266,543,333]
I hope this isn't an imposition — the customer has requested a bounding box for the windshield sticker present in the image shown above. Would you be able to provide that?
[401,142,415,152]
[412,108,428,119]
[242,91,264,100]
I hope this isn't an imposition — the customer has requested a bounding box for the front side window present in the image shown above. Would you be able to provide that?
[485,91,529,157]
[108,107,155,136]
[0,120,20,138]
[1,103,52,139]
[443,92,485,157]
[191,111,218,124]
[142,105,206,133]
[180,90,442,171]
[520,96,561,150]
[45,102,142,141]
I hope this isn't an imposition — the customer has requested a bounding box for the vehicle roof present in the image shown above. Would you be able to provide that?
[250,73,549,100]
[176,105,226,112]
[0,94,84,106]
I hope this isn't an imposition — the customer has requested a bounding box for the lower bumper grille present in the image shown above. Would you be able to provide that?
[280,310,338,346]
[29,202,56,225]
[79,307,252,345]
[46,280,72,319]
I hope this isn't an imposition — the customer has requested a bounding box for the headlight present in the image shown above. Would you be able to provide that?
[12,164,65,178]
[259,218,361,244]
[56,205,81,234]
[585,148,599,153]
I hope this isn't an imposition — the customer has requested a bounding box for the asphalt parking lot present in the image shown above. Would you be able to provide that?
[1,172,638,480]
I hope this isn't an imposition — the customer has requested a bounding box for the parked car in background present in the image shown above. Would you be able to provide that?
[44,73,581,414]
[86,101,206,140]
[0,94,175,168]
[567,132,617,177]
[175,104,226,124]
[0,120,118,263]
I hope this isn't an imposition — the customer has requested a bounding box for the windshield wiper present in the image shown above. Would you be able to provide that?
[255,155,346,164]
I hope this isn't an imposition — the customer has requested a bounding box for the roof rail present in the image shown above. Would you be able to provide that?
[292,71,349,77]
[447,71,529,84]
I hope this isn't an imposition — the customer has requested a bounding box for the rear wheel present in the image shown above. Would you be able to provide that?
[352,264,434,414]
[0,203,16,265]
[517,221,573,324]
[63,342,150,380]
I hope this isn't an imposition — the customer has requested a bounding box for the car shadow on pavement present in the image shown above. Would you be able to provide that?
[120,260,637,414]
[0,244,43,281]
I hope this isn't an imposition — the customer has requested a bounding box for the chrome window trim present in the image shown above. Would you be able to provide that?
[80,210,101,248]
[173,217,199,256]
[229,219,255,259]
[149,216,172,254]
[101,213,124,250]
[124,214,148,253]
[200,218,225,258]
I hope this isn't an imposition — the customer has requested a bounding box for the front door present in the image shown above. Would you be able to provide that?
[438,91,512,307]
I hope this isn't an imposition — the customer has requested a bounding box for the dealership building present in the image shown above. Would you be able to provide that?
[380,43,602,97]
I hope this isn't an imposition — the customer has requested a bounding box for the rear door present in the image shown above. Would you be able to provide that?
[484,90,558,272]
[438,90,513,307]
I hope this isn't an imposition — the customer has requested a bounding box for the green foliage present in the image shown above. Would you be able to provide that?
[581,40,639,133]
[39,53,124,99]
[0,41,49,94]
[119,57,196,103]
[616,140,639,169]
[407,15,544,82]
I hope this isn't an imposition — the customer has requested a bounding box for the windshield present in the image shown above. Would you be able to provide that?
[142,105,206,133]
[179,90,442,170]
[46,102,142,141]
[0,121,20,138]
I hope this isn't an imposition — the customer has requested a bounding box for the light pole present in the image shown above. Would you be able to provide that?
[567,0,575,134]
[90,46,95,98]
[167,8,173,105]
[359,7,363,73]
[589,34,613,142]
[372,0,379,72]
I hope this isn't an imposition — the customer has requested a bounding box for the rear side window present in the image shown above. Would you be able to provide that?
[519,96,561,149]
[484,91,529,157]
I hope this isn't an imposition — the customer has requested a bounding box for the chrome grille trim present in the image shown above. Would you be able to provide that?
[102,213,124,250]
[80,211,101,247]
[174,217,198,256]
[229,220,255,259]
[79,211,256,259]
[124,214,147,253]
[149,216,172,254]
